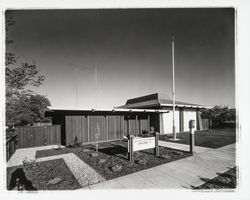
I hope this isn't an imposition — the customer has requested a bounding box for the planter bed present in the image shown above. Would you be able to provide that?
[7,158,81,190]
[159,129,236,149]
[36,140,191,180]
[194,167,237,189]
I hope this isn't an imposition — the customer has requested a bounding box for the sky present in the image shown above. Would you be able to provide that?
[5,8,235,109]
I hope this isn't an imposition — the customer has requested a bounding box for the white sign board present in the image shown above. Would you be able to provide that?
[128,137,155,152]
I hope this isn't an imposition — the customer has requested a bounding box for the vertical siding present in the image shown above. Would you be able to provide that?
[139,118,149,134]
[17,126,61,148]
[64,113,151,145]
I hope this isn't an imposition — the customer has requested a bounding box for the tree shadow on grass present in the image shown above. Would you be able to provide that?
[8,168,37,191]
[190,172,236,189]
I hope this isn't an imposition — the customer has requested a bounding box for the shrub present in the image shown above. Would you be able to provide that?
[22,157,38,171]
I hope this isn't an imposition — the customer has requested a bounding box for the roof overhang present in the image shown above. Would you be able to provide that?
[46,107,169,114]
[161,104,212,109]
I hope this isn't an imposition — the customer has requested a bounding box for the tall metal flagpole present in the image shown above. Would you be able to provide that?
[95,66,98,108]
[74,67,79,108]
[172,36,176,140]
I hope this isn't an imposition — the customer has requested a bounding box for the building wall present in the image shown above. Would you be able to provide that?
[50,111,157,145]
[162,109,180,134]
[183,108,197,132]
[65,113,153,145]
[65,115,124,145]
[161,107,198,134]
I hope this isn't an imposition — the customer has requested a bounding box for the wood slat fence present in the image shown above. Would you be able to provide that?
[17,125,61,148]
[65,114,150,145]
[201,119,210,130]
[6,134,18,161]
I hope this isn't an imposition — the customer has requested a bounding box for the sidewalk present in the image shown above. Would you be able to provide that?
[159,140,211,153]
[7,145,61,167]
[7,145,105,187]
[86,143,236,189]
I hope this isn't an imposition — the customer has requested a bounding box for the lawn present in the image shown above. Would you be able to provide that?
[36,140,191,180]
[7,158,81,190]
[194,167,237,189]
[159,129,236,148]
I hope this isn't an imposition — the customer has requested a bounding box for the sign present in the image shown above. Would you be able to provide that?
[128,137,155,152]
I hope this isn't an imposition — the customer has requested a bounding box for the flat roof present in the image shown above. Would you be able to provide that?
[46,107,169,114]
[118,93,212,109]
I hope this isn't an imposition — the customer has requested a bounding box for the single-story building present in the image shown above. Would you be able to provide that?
[117,93,211,134]
[45,93,210,146]
[45,108,168,146]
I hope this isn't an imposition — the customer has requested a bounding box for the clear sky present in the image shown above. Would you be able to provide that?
[6,8,235,109]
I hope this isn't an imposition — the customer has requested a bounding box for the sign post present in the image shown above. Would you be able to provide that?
[128,133,160,162]
[153,132,159,156]
[189,120,195,154]
[128,135,134,162]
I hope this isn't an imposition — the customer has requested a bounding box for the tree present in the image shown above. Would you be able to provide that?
[5,15,16,66]
[6,93,51,126]
[201,105,236,129]
[5,15,51,128]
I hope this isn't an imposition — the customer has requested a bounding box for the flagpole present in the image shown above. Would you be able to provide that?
[172,36,176,140]
[95,66,98,108]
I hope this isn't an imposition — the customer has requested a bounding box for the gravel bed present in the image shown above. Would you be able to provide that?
[36,140,191,181]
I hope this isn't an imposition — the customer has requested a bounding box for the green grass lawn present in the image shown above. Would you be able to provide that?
[159,129,236,148]
[7,158,81,190]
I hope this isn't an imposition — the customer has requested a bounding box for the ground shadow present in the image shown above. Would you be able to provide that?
[8,168,37,191]
[98,145,127,156]
[190,171,236,189]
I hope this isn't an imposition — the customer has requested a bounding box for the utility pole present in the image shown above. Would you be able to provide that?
[172,36,176,140]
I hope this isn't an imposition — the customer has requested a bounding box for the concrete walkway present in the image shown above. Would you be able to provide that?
[38,153,105,187]
[7,145,61,167]
[87,143,236,189]
[159,140,211,153]
[7,145,105,187]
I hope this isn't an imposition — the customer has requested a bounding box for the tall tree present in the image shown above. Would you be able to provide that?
[5,15,51,128]
[201,105,236,128]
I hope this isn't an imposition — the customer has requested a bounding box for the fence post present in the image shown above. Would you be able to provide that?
[6,141,9,162]
[128,135,134,162]
[154,132,159,156]
[189,120,195,154]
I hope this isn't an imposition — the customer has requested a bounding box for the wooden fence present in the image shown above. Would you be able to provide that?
[65,114,150,145]
[201,119,210,130]
[17,125,61,148]
[6,134,18,161]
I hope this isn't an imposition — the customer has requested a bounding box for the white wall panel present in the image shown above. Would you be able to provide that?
[183,109,197,132]
[162,109,180,134]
